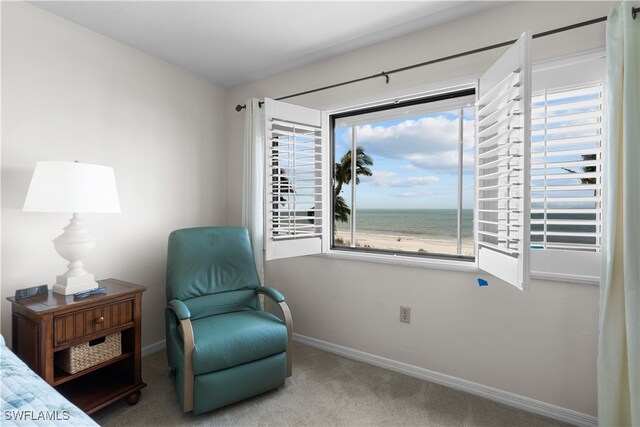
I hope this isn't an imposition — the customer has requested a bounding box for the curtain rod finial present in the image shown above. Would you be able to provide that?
[235,104,246,112]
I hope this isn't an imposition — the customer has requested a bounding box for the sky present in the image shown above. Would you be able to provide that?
[334,107,475,210]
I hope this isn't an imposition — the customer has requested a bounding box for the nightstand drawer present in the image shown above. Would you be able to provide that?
[54,299,134,347]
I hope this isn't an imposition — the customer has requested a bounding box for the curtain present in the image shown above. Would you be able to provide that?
[242,98,265,283]
[598,2,639,426]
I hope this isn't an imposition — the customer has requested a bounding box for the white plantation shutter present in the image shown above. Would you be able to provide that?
[264,98,327,260]
[475,32,532,290]
[530,83,603,252]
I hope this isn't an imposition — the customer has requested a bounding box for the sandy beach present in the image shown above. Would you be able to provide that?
[335,231,474,256]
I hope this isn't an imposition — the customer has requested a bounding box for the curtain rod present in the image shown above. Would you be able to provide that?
[235,15,608,112]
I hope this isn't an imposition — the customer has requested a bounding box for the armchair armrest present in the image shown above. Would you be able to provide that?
[167,299,191,320]
[166,299,194,412]
[255,287,285,303]
[257,286,292,378]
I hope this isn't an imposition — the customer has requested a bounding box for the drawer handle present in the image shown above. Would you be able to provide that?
[95,316,105,324]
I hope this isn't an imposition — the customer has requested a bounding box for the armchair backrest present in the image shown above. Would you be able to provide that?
[166,227,261,318]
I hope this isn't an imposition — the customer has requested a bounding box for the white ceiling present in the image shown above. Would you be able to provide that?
[31,1,500,88]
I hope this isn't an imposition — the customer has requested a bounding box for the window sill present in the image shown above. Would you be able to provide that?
[317,249,600,285]
[320,249,479,273]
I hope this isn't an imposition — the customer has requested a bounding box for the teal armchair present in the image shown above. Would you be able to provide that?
[165,227,292,414]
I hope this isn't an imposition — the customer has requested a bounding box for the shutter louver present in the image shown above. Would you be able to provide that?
[264,99,326,261]
[530,83,603,252]
[476,32,532,290]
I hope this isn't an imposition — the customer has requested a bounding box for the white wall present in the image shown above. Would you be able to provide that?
[1,2,227,347]
[225,1,613,417]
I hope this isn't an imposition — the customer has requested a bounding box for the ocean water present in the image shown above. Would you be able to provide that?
[335,209,474,241]
[334,209,598,247]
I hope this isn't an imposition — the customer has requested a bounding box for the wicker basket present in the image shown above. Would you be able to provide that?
[56,332,122,374]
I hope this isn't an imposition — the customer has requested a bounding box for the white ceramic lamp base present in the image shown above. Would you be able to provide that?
[53,273,98,295]
[52,213,99,295]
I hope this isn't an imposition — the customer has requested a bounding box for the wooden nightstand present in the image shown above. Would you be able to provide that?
[7,278,147,414]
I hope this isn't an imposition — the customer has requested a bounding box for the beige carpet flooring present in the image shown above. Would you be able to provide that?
[92,342,568,426]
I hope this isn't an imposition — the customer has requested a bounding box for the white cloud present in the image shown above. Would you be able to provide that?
[409,151,475,172]
[362,170,439,188]
[350,115,475,174]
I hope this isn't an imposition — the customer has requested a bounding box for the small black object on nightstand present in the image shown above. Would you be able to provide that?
[14,284,48,300]
[73,286,108,300]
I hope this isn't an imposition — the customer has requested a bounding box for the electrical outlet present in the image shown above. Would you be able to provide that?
[400,306,411,324]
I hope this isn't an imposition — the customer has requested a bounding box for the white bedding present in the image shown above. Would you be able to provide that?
[1,335,98,426]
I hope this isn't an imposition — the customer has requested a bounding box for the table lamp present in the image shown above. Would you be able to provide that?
[23,161,121,295]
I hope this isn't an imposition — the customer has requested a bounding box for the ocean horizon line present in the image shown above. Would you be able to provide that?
[353,208,474,211]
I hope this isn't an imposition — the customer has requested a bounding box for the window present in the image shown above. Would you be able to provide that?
[262,32,533,290]
[322,50,603,284]
[325,33,533,289]
[263,36,604,286]
[330,90,476,260]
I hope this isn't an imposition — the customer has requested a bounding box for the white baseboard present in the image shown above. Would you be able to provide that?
[293,333,596,427]
[142,339,166,357]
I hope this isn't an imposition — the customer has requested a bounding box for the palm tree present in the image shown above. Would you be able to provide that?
[334,194,350,223]
[561,154,597,185]
[334,147,373,223]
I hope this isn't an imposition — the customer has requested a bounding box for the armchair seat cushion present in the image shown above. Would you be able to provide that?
[181,311,287,375]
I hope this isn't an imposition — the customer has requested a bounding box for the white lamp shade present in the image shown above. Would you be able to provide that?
[23,161,121,213]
